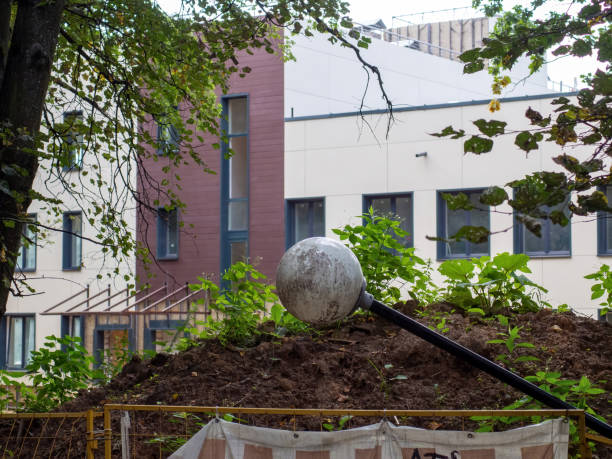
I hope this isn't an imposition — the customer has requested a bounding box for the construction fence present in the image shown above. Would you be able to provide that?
[0,405,609,458]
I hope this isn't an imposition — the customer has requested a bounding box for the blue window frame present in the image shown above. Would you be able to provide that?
[597,186,612,256]
[62,111,84,171]
[1,315,35,370]
[17,214,36,272]
[513,202,571,257]
[286,199,325,248]
[363,193,413,247]
[62,212,82,270]
[220,95,249,274]
[157,208,179,260]
[437,189,490,259]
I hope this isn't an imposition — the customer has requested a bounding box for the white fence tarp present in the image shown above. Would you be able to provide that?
[169,418,568,459]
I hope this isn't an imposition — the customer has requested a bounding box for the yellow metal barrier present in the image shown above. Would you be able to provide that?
[0,405,606,458]
[102,404,593,459]
[0,410,103,458]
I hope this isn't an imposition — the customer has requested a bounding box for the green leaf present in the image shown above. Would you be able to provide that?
[473,119,507,137]
[514,131,542,152]
[431,126,465,139]
[479,186,508,206]
[464,135,494,154]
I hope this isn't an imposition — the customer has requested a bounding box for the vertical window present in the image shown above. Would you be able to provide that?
[61,316,84,345]
[63,111,84,170]
[17,215,36,272]
[157,121,179,155]
[597,186,612,256]
[221,96,248,273]
[287,199,325,247]
[6,316,35,369]
[514,202,571,257]
[437,189,490,259]
[157,208,179,260]
[62,212,82,270]
[364,193,413,247]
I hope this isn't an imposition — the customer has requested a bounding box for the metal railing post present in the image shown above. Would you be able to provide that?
[86,409,96,459]
[104,405,112,459]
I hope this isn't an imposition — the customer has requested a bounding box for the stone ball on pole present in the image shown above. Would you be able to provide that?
[275,237,371,326]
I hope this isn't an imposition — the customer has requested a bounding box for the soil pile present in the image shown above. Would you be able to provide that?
[16,304,612,457]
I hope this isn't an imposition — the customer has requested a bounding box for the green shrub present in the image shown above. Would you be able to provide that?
[585,264,612,316]
[438,252,547,316]
[333,209,437,305]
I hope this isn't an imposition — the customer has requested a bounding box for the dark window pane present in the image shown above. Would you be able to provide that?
[230,241,247,265]
[167,211,178,255]
[312,201,325,237]
[293,202,310,243]
[396,196,413,245]
[446,208,466,256]
[605,187,612,250]
[371,198,392,216]
[524,225,545,253]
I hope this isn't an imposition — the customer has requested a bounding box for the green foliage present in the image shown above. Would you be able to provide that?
[472,371,607,454]
[435,0,612,243]
[0,0,386,309]
[322,415,353,431]
[584,264,612,316]
[333,209,437,305]
[185,262,286,346]
[21,335,100,412]
[487,317,539,368]
[438,252,547,316]
[367,361,407,401]
[269,303,313,337]
[0,336,100,412]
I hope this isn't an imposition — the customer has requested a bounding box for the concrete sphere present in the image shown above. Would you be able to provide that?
[275,237,364,326]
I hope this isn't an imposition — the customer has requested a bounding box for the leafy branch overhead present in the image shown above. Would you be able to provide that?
[0,0,387,312]
[432,0,612,241]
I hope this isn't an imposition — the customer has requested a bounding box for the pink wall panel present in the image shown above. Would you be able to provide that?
[137,42,285,289]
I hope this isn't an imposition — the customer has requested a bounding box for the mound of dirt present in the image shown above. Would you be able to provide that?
[14,304,612,457]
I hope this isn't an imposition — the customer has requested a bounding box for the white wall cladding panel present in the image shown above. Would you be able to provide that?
[286,32,551,117]
[285,96,603,317]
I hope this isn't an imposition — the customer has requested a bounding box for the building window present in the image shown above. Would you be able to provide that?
[5,316,35,369]
[156,121,179,155]
[514,203,571,257]
[62,212,82,270]
[157,208,179,260]
[287,199,325,247]
[364,193,413,247]
[62,111,84,170]
[61,316,84,344]
[597,186,612,256]
[437,189,490,259]
[16,215,36,272]
[221,96,248,274]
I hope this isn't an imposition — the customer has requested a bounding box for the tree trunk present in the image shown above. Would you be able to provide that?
[0,0,66,314]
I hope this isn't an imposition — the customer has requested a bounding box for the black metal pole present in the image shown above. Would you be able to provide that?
[368,299,612,438]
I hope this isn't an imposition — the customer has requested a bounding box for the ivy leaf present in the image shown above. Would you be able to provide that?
[431,126,465,139]
[480,186,508,206]
[514,131,542,152]
[464,135,494,154]
[571,39,592,57]
[451,225,490,244]
[459,48,481,62]
[473,119,507,137]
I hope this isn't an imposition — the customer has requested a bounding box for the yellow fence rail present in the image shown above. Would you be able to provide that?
[0,406,607,458]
